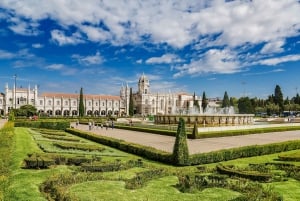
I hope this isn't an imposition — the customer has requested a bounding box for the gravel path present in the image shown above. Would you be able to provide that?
[72,123,300,154]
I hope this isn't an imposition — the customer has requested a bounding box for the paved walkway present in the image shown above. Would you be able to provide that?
[72,123,300,154]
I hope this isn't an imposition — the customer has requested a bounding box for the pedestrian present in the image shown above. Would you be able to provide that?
[88,121,92,130]
[100,123,103,129]
[111,120,114,129]
[106,121,109,130]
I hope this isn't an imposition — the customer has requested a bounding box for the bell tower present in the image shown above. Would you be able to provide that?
[138,73,150,94]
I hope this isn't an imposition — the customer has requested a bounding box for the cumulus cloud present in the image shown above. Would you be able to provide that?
[146,54,183,64]
[72,51,104,66]
[1,0,300,77]
[260,39,285,54]
[1,0,298,49]
[173,49,240,77]
[51,30,84,46]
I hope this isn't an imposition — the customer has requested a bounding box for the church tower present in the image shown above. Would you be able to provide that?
[138,73,150,94]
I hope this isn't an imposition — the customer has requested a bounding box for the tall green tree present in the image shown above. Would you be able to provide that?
[201,91,208,112]
[79,87,85,117]
[172,118,189,166]
[222,91,230,108]
[129,87,134,116]
[274,85,284,113]
[238,97,254,114]
[193,92,200,112]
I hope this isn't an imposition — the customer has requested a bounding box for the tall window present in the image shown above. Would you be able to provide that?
[56,100,60,106]
[48,100,52,106]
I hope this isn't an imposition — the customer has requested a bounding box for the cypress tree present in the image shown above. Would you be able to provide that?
[79,87,85,117]
[274,85,284,113]
[129,87,134,116]
[172,118,189,166]
[222,91,230,108]
[191,121,198,139]
[202,91,208,112]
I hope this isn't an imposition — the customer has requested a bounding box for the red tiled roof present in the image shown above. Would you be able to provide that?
[40,92,121,100]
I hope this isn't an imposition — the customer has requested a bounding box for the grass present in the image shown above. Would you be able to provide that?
[3,126,300,201]
[69,176,240,201]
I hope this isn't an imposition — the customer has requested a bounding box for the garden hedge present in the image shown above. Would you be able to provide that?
[14,120,70,130]
[66,128,173,164]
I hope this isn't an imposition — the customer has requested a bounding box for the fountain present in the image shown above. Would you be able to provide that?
[154,105,254,126]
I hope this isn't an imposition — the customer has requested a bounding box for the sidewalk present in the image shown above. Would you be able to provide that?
[71,123,300,154]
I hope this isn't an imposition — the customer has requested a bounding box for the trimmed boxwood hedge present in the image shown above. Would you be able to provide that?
[66,129,300,166]
[194,126,300,139]
[189,140,300,165]
[66,128,173,164]
[216,165,272,182]
[14,120,70,130]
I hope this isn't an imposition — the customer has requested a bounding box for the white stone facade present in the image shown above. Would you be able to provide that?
[120,74,202,116]
[0,83,124,117]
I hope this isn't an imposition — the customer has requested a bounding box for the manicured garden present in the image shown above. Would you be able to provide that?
[1,121,300,200]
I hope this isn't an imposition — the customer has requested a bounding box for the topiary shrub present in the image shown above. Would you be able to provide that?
[191,122,198,139]
[172,118,189,166]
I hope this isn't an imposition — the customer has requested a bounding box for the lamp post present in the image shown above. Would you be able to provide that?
[13,74,17,109]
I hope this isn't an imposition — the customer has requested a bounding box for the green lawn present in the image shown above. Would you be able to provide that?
[69,176,240,201]
[3,127,300,201]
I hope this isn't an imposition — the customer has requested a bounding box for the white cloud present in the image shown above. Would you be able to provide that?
[1,0,299,49]
[146,54,183,64]
[32,43,43,48]
[0,49,15,59]
[258,54,300,66]
[45,63,78,75]
[136,59,143,64]
[174,49,240,77]
[72,51,104,66]
[46,64,64,70]
[260,39,285,54]
[51,30,84,46]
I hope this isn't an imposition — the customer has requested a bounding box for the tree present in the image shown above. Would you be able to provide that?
[193,92,200,113]
[172,118,189,166]
[201,91,208,112]
[15,105,37,117]
[79,87,85,117]
[274,85,284,114]
[238,97,254,114]
[129,87,134,116]
[222,91,230,108]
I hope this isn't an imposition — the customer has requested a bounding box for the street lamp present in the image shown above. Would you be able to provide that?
[13,74,17,109]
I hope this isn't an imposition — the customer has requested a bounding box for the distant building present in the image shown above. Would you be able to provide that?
[0,83,124,117]
[120,73,203,116]
[0,74,209,117]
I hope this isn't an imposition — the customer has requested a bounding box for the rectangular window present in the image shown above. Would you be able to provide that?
[65,101,68,106]
[56,101,60,106]
[73,101,76,106]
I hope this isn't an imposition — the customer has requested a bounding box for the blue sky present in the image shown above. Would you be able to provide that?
[0,0,300,99]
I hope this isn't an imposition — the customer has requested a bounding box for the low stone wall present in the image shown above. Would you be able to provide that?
[154,114,254,126]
